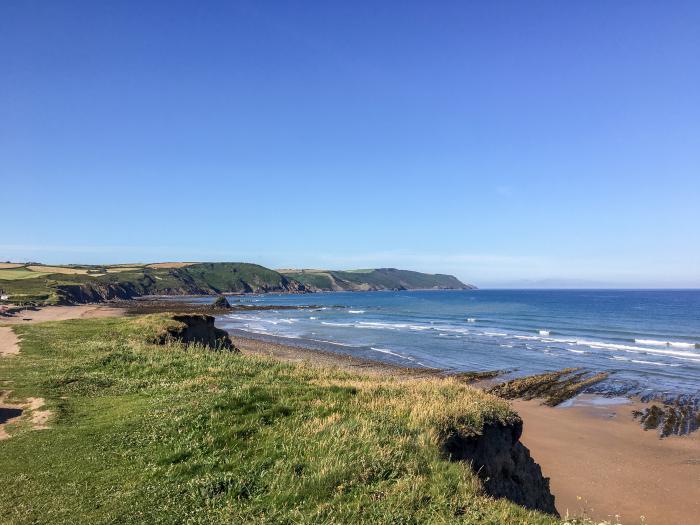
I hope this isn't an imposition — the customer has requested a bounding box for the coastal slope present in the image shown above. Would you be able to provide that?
[0,263,473,305]
[0,262,306,304]
[0,314,557,524]
[278,267,474,291]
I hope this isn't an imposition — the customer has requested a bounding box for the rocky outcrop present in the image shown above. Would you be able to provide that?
[211,296,232,309]
[154,314,237,351]
[55,283,138,304]
[442,419,557,515]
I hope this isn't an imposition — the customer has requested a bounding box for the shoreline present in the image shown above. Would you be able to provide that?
[233,334,700,525]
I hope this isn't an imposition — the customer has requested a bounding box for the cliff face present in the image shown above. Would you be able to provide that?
[51,263,310,304]
[442,419,557,515]
[55,283,138,304]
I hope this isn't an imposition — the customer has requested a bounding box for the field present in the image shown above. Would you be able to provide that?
[146,262,196,269]
[0,268,51,280]
[0,315,563,524]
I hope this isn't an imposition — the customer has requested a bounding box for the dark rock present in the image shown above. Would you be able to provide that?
[155,314,238,351]
[211,296,232,309]
[442,419,558,515]
[55,283,137,304]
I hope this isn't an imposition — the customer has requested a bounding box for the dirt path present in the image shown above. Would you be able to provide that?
[0,305,125,325]
[0,327,19,356]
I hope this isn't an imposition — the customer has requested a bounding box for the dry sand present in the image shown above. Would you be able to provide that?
[234,335,700,525]
[0,304,126,325]
[514,397,700,525]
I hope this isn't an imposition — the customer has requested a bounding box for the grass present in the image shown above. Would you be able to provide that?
[283,268,469,291]
[0,268,51,280]
[0,315,565,524]
[25,265,90,275]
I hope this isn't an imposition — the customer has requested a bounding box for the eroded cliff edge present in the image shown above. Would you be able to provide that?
[443,418,558,515]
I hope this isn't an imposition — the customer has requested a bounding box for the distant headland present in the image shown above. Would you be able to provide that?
[0,262,475,305]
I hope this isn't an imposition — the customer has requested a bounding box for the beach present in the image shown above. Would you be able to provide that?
[234,335,700,525]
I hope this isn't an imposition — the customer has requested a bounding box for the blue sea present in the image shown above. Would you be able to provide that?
[207,290,700,400]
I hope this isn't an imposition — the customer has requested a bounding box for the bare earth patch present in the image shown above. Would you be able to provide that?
[0,327,19,356]
[27,397,51,430]
[0,396,51,440]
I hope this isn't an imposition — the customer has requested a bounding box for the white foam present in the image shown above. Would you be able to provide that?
[321,321,354,327]
[630,359,679,367]
[438,327,470,335]
[635,338,697,348]
[670,342,696,349]
[309,338,357,348]
[370,347,413,360]
[309,316,317,320]
[358,321,407,329]
[572,339,700,361]
[348,310,365,314]
[539,330,550,336]
[568,349,585,354]
[467,318,476,323]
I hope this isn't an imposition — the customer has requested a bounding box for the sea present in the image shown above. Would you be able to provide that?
[196,289,700,401]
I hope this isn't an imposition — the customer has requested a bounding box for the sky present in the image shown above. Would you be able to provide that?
[2,1,699,288]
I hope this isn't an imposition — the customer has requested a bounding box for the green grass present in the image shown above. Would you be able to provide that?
[0,268,50,280]
[286,268,470,291]
[0,315,561,524]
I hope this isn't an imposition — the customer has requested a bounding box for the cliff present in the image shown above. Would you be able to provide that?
[279,268,475,291]
[443,418,557,514]
[1,263,474,305]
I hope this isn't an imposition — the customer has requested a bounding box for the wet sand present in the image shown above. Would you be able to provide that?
[514,397,700,525]
[234,335,700,525]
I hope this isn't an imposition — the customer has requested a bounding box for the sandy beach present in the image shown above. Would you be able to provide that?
[234,335,700,525]
[0,305,126,325]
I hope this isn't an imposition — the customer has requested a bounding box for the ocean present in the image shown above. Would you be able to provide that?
[206,289,700,400]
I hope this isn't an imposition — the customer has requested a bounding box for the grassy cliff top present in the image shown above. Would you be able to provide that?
[280,267,473,291]
[0,314,562,524]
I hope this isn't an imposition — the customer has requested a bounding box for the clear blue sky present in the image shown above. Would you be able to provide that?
[2,1,699,287]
